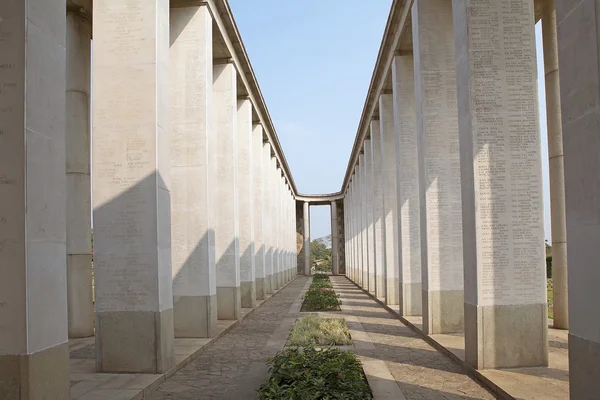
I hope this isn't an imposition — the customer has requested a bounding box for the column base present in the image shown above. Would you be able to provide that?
[241,281,256,308]
[368,273,376,294]
[217,286,241,320]
[376,275,385,300]
[569,333,600,399]
[465,303,548,369]
[67,253,94,338]
[265,274,273,294]
[95,309,174,373]
[270,274,278,291]
[256,277,266,300]
[173,294,218,338]
[385,277,398,305]
[0,342,70,400]
[423,289,463,334]
[399,282,422,316]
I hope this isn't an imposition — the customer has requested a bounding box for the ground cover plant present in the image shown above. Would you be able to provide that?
[301,275,341,312]
[258,347,372,399]
[288,315,351,347]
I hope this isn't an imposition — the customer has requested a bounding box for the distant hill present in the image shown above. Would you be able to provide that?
[315,234,332,249]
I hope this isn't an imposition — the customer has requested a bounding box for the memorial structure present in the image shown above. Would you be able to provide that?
[0,0,596,398]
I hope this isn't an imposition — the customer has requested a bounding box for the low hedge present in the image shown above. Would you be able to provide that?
[258,347,372,399]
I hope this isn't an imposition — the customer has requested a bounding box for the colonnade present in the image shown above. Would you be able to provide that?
[343,0,598,397]
[0,0,297,396]
[295,198,344,277]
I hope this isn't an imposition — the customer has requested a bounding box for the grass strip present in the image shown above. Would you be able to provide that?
[288,315,351,346]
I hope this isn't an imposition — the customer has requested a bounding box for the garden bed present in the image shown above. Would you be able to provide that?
[288,315,351,347]
[258,347,372,399]
[300,274,341,312]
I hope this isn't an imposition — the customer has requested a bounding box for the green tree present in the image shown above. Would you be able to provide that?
[310,240,332,271]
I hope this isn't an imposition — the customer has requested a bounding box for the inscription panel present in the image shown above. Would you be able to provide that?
[93,0,169,312]
[393,56,422,284]
[415,1,464,292]
[467,0,545,306]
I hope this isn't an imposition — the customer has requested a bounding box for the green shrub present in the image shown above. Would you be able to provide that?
[258,347,372,399]
[546,254,552,279]
[310,279,332,289]
[288,316,351,346]
[312,273,329,281]
[302,288,340,312]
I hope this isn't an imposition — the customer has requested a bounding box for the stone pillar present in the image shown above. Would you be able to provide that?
[542,0,568,330]
[454,0,547,369]
[263,142,273,293]
[287,187,294,281]
[353,176,361,284]
[170,5,217,338]
[392,54,422,316]
[270,161,280,290]
[0,0,70,395]
[296,201,304,275]
[331,201,340,275]
[413,0,464,334]
[287,186,296,281]
[556,1,600,396]
[237,98,256,308]
[66,1,93,339]
[253,124,266,300]
[380,94,400,306]
[214,61,240,320]
[303,201,311,275]
[348,183,355,281]
[337,199,346,275]
[371,120,386,298]
[359,156,368,288]
[275,172,283,288]
[93,0,174,373]
[350,185,356,281]
[364,139,376,294]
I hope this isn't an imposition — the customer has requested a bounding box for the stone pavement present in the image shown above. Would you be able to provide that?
[330,277,496,400]
[147,277,311,400]
[147,275,496,400]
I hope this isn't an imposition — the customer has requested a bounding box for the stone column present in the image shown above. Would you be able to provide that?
[276,173,284,287]
[392,54,422,316]
[253,124,266,300]
[343,195,352,279]
[413,0,464,334]
[359,156,368,288]
[556,1,600,395]
[303,201,311,275]
[353,176,360,284]
[331,201,340,275]
[350,183,357,281]
[93,0,174,373]
[0,0,70,395]
[364,139,376,294]
[263,142,273,293]
[237,98,255,308]
[270,162,280,290]
[170,5,217,338]
[348,183,355,281]
[66,1,93,339]
[287,188,294,281]
[371,120,386,298]
[214,61,240,320]
[454,0,547,369]
[380,94,400,306]
[542,0,568,330]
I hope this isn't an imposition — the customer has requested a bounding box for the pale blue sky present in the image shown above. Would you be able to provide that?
[229,1,552,242]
